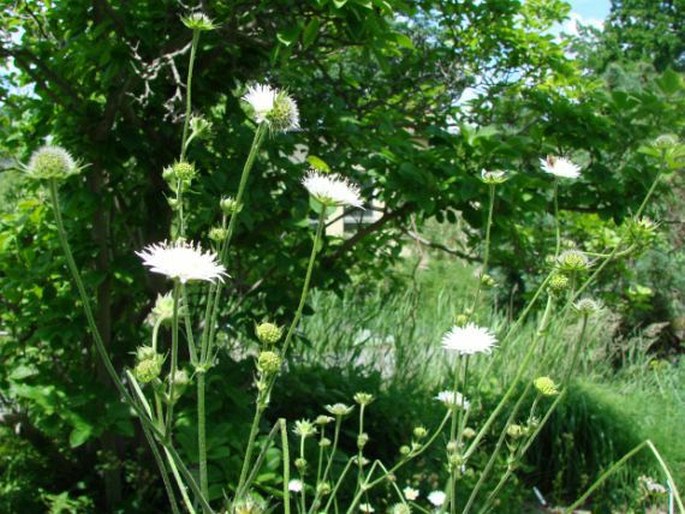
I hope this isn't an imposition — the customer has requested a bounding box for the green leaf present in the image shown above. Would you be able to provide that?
[302,19,320,48]
[277,25,301,47]
[306,155,331,172]
[656,69,682,96]
[333,0,348,8]
[69,420,94,448]
[395,33,414,49]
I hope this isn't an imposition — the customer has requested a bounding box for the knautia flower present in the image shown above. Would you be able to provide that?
[480,169,509,184]
[557,249,589,273]
[220,196,240,215]
[325,402,354,417]
[287,479,303,493]
[427,490,446,507]
[242,83,299,132]
[302,170,364,209]
[257,351,282,374]
[403,486,420,501]
[533,376,559,396]
[441,323,497,355]
[435,390,470,410]
[136,240,227,283]
[359,504,375,513]
[133,346,164,384]
[25,145,81,181]
[540,155,581,179]
[315,415,334,426]
[150,292,175,324]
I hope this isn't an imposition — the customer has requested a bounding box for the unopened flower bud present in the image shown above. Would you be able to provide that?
[181,12,216,31]
[413,426,428,439]
[533,376,559,397]
[506,424,525,439]
[133,346,164,383]
[454,313,469,327]
[448,453,464,467]
[548,273,570,294]
[316,482,331,496]
[294,457,307,471]
[231,495,266,514]
[267,91,300,133]
[480,274,496,287]
[480,169,509,185]
[25,145,81,181]
[390,503,412,514]
[220,196,239,215]
[319,437,331,448]
[446,440,458,454]
[462,427,476,439]
[209,227,227,243]
[150,292,175,324]
[357,432,369,449]
[189,115,212,138]
[255,322,283,345]
[399,445,411,456]
[257,351,281,374]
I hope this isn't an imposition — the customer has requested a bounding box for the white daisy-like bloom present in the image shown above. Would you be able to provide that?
[136,240,227,284]
[302,170,364,209]
[288,479,303,493]
[540,155,581,179]
[435,390,470,410]
[427,490,446,507]
[243,83,277,123]
[403,486,420,501]
[441,323,497,355]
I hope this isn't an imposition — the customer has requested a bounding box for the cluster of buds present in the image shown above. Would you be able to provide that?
[255,321,283,346]
[625,217,659,250]
[256,351,281,375]
[547,272,570,295]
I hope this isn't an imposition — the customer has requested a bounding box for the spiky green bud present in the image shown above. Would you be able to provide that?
[257,351,281,374]
[255,322,283,345]
[25,145,81,181]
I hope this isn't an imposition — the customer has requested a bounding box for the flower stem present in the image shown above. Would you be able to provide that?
[564,313,588,384]
[471,183,496,315]
[180,30,200,162]
[165,281,181,436]
[197,370,208,497]
[553,179,561,258]
[280,419,292,514]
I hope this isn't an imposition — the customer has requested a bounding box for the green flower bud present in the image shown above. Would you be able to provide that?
[209,227,228,243]
[448,453,464,468]
[480,274,496,287]
[316,482,331,496]
[462,427,476,439]
[390,503,412,514]
[220,196,239,215]
[357,432,369,449]
[353,392,374,406]
[413,426,428,439]
[399,445,411,456]
[454,313,470,327]
[163,161,196,192]
[257,351,281,374]
[625,217,659,248]
[548,273,570,294]
[25,145,81,181]
[319,437,331,448]
[533,376,559,397]
[446,440,458,454]
[255,322,283,345]
[150,292,175,324]
[133,346,164,384]
[189,115,212,138]
[231,494,266,514]
[506,424,525,439]
[294,457,307,471]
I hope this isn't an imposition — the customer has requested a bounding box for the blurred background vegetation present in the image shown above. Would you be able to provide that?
[0,0,683,512]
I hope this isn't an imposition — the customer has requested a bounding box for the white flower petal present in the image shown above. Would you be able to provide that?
[441,323,496,355]
[243,83,277,123]
[302,170,363,209]
[136,240,227,283]
[540,156,581,179]
[435,390,470,410]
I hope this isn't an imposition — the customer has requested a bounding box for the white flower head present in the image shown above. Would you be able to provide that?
[403,486,420,501]
[288,479,303,493]
[480,169,509,185]
[242,83,299,132]
[243,83,277,123]
[435,390,470,410]
[441,323,497,355]
[540,155,581,179]
[359,503,375,513]
[136,240,227,284]
[427,490,446,507]
[302,170,363,209]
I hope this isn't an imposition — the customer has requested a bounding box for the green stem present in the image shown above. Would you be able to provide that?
[356,404,366,489]
[235,403,266,498]
[140,420,182,514]
[165,282,181,436]
[164,447,198,514]
[180,30,200,161]
[553,179,561,258]
[564,314,588,384]
[471,183,496,315]
[465,295,554,461]
[281,420,292,514]
[198,371,208,498]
